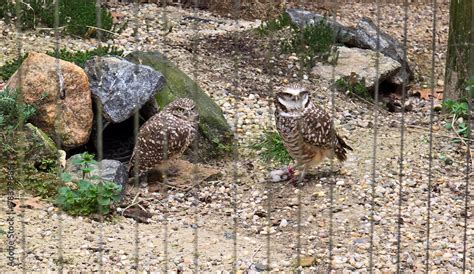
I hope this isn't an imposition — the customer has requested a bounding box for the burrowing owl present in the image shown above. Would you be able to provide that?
[129,98,199,177]
[274,85,352,174]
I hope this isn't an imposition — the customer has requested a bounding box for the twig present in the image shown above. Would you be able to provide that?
[121,192,140,215]
[85,25,121,36]
[36,26,66,31]
[247,244,263,269]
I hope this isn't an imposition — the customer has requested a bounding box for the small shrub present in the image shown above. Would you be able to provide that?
[258,12,336,68]
[0,54,27,81]
[442,99,468,118]
[71,152,96,179]
[335,77,371,100]
[281,19,336,67]
[47,46,124,67]
[0,87,36,132]
[0,46,124,81]
[252,130,292,165]
[56,152,122,216]
[256,12,293,35]
[56,179,122,216]
[0,0,114,38]
[443,99,470,139]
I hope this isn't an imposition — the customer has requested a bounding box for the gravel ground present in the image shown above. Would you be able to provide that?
[1,2,473,272]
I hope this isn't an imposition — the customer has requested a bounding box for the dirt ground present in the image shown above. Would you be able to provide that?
[0,1,472,272]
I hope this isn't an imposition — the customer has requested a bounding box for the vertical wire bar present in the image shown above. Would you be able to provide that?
[159,1,169,272]
[328,3,340,271]
[231,0,241,271]
[396,0,409,272]
[425,0,437,272]
[13,0,27,270]
[462,1,473,270]
[463,75,472,273]
[132,0,141,271]
[294,1,308,271]
[94,0,105,271]
[52,0,64,271]
[190,0,200,272]
[369,0,381,272]
[264,1,276,270]
[161,129,170,273]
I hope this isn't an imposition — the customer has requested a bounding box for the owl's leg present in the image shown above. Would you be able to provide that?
[167,166,179,177]
[288,165,307,186]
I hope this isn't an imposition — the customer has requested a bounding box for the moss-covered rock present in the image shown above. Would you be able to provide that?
[24,123,58,164]
[126,51,233,158]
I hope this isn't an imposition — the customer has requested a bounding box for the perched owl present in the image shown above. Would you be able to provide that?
[128,98,199,178]
[274,85,352,175]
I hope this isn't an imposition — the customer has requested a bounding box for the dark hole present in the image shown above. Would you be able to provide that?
[94,116,145,163]
[67,115,146,163]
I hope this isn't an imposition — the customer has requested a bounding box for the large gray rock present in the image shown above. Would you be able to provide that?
[313,46,401,91]
[126,51,233,159]
[85,56,165,123]
[286,9,412,85]
[65,154,128,189]
[286,8,359,45]
[351,18,411,85]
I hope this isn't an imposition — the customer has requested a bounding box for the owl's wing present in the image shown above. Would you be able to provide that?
[300,106,335,149]
[129,113,196,175]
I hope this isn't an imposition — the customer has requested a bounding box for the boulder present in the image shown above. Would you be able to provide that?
[23,123,58,164]
[65,154,128,189]
[312,46,401,90]
[351,18,411,85]
[286,8,359,45]
[6,52,93,149]
[126,51,233,157]
[84,56,165,123]
[286,9,412,85]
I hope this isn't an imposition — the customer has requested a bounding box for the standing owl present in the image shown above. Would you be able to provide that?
[274,85,352,176]
[129,98,199,178]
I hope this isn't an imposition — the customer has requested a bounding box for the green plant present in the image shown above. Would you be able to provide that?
[281,19,336,67]
[251,130,292,165]
[0,87,36,132]
[56,179,122,216]
[72,152,97,179]
[0,54,27,81]
[443,99,468,118]
[443,99,470,140]
[0,0,114,38]
[256,12,293,35]
[56,152,122,216]
[47,46,124,68]
[335,77,371,100]
[0,46,124,81]
[256,12,336,67]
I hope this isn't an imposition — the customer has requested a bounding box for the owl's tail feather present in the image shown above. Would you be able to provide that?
[335,134,353,162]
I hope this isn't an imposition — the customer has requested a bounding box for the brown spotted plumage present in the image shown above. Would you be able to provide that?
[129,98,199,177]
[274,85,352,170]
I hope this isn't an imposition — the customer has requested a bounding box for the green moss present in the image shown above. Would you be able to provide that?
[126,51,233,154]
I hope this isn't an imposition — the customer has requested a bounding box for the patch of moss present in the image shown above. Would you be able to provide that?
[126,51,233,155]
